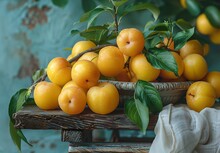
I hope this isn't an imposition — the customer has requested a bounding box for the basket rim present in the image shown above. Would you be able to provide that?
[99,80,193,91]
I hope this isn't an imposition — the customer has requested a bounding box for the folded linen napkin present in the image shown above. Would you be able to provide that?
[149,104,220,153]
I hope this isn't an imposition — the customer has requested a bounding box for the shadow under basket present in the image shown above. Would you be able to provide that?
[100,80,192,106]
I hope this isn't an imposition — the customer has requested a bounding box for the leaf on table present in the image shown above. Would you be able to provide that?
[135,80,163,113]
[10,121,21,151]
[8,89,32,150]
[8,89,31,122]
[9,121,32,153]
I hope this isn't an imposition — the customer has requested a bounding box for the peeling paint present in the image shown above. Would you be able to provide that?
[16,52,39,78]
[49,143,57,149]
[22,5,51,29]
[0,0,82,151]
[40,143,45,148]
[13,32,32,46]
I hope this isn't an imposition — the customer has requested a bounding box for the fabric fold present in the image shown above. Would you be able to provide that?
[149,104,220,153]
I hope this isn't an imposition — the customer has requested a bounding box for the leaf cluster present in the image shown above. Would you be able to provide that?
[71,0,160,44]
[143,19,194,75]
[125,80,162,133]
[123,20,195,132]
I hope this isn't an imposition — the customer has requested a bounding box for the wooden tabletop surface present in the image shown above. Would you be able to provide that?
[13,105,158,130]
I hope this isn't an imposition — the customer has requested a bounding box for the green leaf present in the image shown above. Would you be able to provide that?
[80,26,109,44]
[93,0,111,6]
[175,19,193,30]
[24,98,36,106]
[81,0,97,12]
[9,89,32,150]
[144,22,170,42]
[32,69,46,83]
[10,121,21,151]
[173,27,194,50]
[145,48,178,76]
[143,21,158,39]
[144,20,154,31]
[125,98,149,133]
[71,29,80,36]
[80,7,104,27]
[8,89,31,122]
[80,6,112,28]
[144,31,168,40]
[122,2,160,21]
[9,122,32,152]
[186,0,201,16]
[135,80,163,113]
[106,31,118,41]
[17,130,32,146]
[149,37,163,48]
[205,6,220,28]
[51,0,68,8]
[149,22,169,31]
[111,0,128,7]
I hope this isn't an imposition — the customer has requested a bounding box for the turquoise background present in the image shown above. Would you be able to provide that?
[0,0,220,153]
[1,1,81,152]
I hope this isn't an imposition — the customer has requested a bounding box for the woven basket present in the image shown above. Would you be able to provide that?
[101,80,192,105]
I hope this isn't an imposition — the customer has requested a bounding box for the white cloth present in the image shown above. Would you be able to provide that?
[149,104,220,153]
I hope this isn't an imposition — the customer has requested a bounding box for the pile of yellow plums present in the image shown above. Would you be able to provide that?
[34,28,220,115]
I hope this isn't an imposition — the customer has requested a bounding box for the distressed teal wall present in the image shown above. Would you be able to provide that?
[0,0,83,152]
[0,0,220,153]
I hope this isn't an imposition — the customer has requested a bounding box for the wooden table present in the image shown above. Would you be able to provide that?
[13,105,158,153]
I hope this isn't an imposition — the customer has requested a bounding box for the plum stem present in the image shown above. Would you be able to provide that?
[67,44,116,63]
[113,6,119,33]
[188,93,195,97]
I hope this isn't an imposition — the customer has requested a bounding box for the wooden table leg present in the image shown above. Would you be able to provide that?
[111,129,120,142]
[61,129,93,153]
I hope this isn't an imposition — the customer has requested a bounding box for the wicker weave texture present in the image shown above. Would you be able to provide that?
[101,80,192,105]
